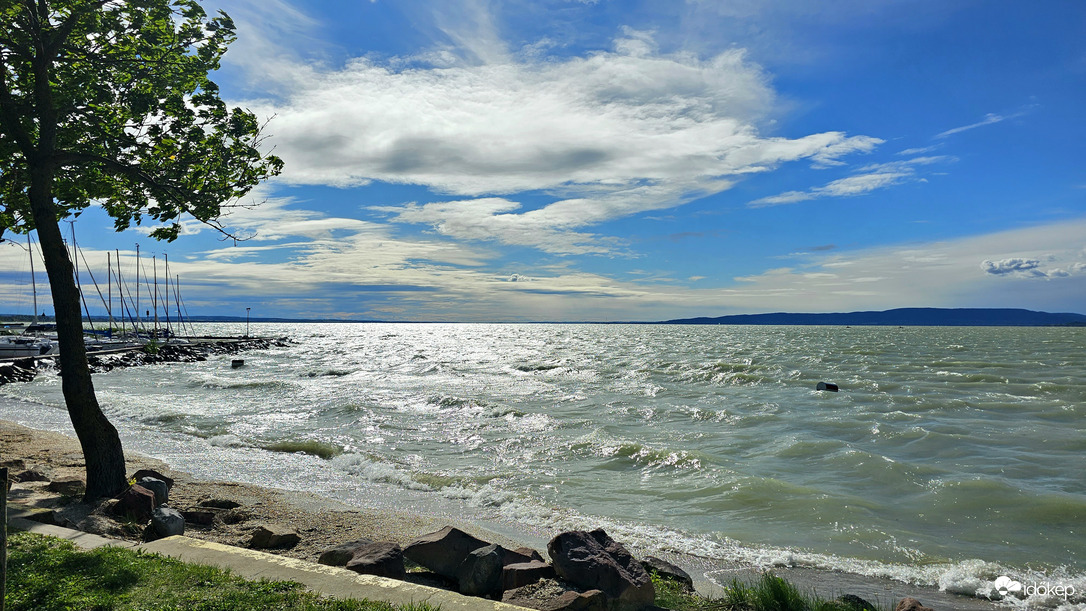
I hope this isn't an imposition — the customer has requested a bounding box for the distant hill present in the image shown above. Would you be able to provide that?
[663,308,1086,326]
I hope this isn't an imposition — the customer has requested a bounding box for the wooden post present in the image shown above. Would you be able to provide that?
[2,466,8,611]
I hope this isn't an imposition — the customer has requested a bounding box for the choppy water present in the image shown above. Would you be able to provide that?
[4,323,1084,609]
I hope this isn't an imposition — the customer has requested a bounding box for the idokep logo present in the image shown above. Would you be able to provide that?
[994,576,1022,597]
[994,575,1077,601]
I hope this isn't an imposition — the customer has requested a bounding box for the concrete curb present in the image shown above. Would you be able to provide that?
[8,508,528,610]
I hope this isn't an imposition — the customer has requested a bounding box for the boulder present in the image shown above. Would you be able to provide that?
[895,598,934,611]
[113,484,156,522]
[548,529,654,611]
[46,477,86,497]
[640,556,693,592]
[132,469,174,490]
[457,543,504,597]
[511,547,546,563]
[344,542,407,580]
[502,579,608,611]
[138,477,169,506]
[403,526,489,579]
[318,538,375,567]
[249,524,300,549]
[503,560,557,592]
[147,507,185,540]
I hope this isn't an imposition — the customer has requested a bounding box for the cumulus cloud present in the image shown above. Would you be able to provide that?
[981,257,1086,279]
[232,27,882,253]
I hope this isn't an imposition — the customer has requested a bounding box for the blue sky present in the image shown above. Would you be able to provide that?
[4,0,1085,321]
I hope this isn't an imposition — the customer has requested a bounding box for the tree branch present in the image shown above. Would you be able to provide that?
[45,0,114,58]
[0,56,35,156]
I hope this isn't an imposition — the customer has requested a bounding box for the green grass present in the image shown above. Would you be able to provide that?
[651,570,885,611]
[5,532,440,611]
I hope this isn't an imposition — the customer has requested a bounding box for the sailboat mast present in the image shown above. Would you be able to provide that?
[29,233,38,324]
[107,252,114,332]
[70,222,94,331]
[135,243,140,327]
[153,255,159,336]
[163,253,172,336]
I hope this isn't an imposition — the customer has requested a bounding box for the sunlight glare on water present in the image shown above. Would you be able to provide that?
[5,322,1084,600]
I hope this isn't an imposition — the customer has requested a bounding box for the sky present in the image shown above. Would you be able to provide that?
[3,0,1085,322]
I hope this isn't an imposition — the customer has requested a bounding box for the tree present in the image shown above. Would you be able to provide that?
[0,0,283,500]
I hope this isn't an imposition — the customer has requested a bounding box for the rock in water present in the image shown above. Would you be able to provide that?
[548,529,654,611]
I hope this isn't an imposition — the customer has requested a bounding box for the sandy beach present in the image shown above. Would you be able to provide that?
[1,416,1011,611]
[0,419,532,563]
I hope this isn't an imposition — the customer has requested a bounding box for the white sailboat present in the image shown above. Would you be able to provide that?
[1,233,58,358]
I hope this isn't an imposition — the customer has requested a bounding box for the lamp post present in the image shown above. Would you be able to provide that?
[245,307,251,338]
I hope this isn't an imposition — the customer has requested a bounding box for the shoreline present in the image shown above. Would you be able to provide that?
[0,416,1007,611]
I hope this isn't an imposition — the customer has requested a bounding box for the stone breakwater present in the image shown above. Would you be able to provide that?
[0,337,287,384]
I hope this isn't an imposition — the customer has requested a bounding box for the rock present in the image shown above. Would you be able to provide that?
[548,529,654,611]
[344,542,407,580]
[46,477,86,497]
[147,507,185,540]
[502,579,607,611]
[839,594,878,610]
[249,524,300,549]
[403,525,489,579]
[503,560,557,592]
[502,547,543,566]
[318,538,375,567]
[14,468,50,482]
[199,498,241,509]
[895,598,934,611]
[457,543,505,597]
[511,547,546,564]
[0,458,26,470]
[138,477,169,506]
[132,469,174,490]
[640,556,693,592]
[113,485,156,522]
[180,510,218,526]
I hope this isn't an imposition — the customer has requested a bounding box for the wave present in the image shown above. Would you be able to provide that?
[261,439,344,460]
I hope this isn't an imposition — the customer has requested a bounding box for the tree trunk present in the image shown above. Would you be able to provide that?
[28,166,127,501]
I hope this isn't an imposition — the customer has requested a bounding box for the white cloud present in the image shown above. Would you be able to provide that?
[935,108,1031,139]
[749,156,952,207]
[981,256,1086,280]
[230,26,882,253]
[716,218,1086,313]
